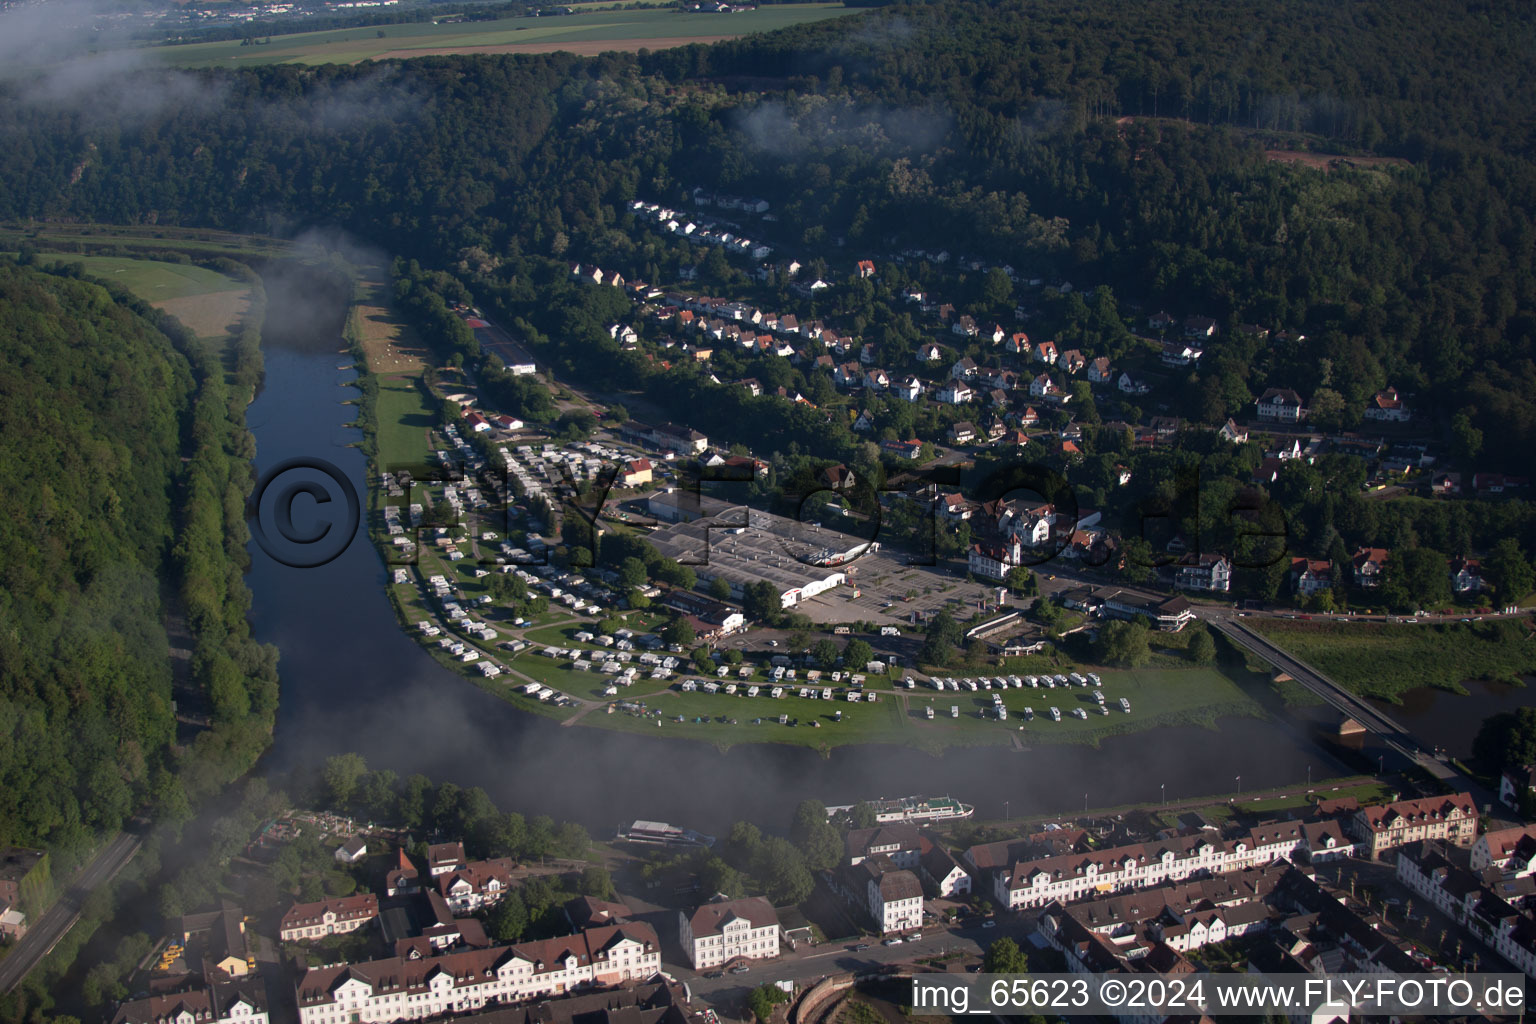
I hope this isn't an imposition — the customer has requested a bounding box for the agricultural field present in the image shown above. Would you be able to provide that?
[373,372,437,470]
[351,268,429,375]
[40,255,251,339]
[1249,617,1536,702]
[151,5,862,67]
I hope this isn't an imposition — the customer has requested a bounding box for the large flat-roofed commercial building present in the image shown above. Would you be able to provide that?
[647,499,866,608]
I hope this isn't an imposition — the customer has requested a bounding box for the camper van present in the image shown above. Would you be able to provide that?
[925,705,935,720]
[1092,689,1105,705]
[1120,697,1131,713]
[1048,706,1061,722]
[1023,707,1034,721]
[1072,707,1089,719]
[950,705,960,718]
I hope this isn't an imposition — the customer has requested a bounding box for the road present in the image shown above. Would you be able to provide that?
[0,828,143,994]
[1209,618,1465,785]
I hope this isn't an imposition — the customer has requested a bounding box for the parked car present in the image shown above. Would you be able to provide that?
[882,937,902,946]
[729,964,750,974]
[703,971,723,979]
[851,943,871,951]
[981,920,997,929]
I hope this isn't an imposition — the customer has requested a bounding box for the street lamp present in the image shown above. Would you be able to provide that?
[1235,774,1242,796]
[1307,764,1312,786]
[1160,783,1165,807]
[1004,799,1010,822]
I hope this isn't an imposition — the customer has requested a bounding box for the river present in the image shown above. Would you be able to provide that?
[244,273,1352,837]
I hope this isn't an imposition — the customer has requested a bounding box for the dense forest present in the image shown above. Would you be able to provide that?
[0,261,276,871]
[2,0,1533,465]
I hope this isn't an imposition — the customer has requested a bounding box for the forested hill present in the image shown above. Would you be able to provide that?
[0,261,276,863]
[1,0,1534,460]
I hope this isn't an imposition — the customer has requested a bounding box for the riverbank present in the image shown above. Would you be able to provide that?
[1249,617,1536,702]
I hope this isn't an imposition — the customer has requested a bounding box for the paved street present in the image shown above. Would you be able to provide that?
[0,828,143,994]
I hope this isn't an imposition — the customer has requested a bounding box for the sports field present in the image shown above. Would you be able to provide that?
[46,255,251,339]
[153,5,860,67]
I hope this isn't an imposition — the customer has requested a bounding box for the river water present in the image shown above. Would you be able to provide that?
[244,279,1352,837]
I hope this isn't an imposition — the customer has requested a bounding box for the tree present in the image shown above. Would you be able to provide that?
[790,799,842,871]
[1383,546,1451,611]
[1484,538,1534,603]
[981,267,1014,309]
[747,984,790,1023]
[1005,566,1037,595]
[1098,620,1150,667]
[843,638,874,669]
[850,802,878,829]
[661,616,696,647]
[322,752,368,810]
[710,576,733,601]
[579,865,615,899]
[1452,409,1484,462]
[487,891,528,941]
[743,581,784,625]
[755,837,814,905]
[982,936,1030,974]
[1187,628,1216,665]
[812,639,839,670]
[1119,537,1156,584]
[1473,707,1536,774]
[619,556,649,590]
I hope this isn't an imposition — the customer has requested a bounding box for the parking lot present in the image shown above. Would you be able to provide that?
[796,547,1004,627]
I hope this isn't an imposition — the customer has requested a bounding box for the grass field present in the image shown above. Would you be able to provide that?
[42,255,252,339]
[374,373,437,469]
[152,5,860,67]
[1250,617,1536,701]
[352,268,429,375]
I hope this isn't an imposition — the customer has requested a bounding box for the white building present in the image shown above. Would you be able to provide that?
[279,895,378,942]
[112,979,268,1024]
[294,925,661,1024]
[679,898,780,969]
[865,863,924,934]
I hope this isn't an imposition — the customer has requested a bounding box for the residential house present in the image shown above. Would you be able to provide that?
[968,536,1025,581]
[917,343,944,363]
[864,861,924,935]
[820,464,856,490]
[1218,419,1249,444]
[893,375,923,401]
[881,439,924,460]
[1005,333,1031,356]
[834,362,863,389]
[427,843,467,876]
[856,260,876,279]
[939,493,974,520]
[1352,547,1388,589]
[1255,388,1307,423]
[1500,765,1536,812]
[953,315,979,338]
[950,357,979,381]
[1057,349,1087,374]
[846,823,923,869]
[619,459,654,488]
[679,898,780,969]
[1147,311,1175,332]
[1174,554,1232,593]
[1235,323,1270,343]
[334,837,368,864]
[1290,558,1332,597]
[1471,827,1536,877]
[1183,315,1218,338]
[1160,341,1204,367]
[1087,357,1113,383]
[1364,387,1411,423]
[1029,374,1060,399]
[438,858,516,914]
[1397,843,1536,977]
[1430,472,1462,496]
[737,378,761,397]
[919,842,972,897]
[1350,793,1478,859]
[464,411,491,433]
[859,341,877,364]
[1450,556,1485,594]
[386,849,420,896]
[280,894,379,942]
[1034,340,1059,365]
[1118,372,1150,395]
[937,381,975,405]
[862,367,891,391]
[950,421,977,445]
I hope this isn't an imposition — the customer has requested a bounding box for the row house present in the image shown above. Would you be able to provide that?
[280,894,380,942]
[113,979,268,1024]
[1173,553,1231,593]
[1349,793,1478,859]
[678,897,780,969]
[1398,843,1536,976]
[994,835,1235,911]
[294,924,662,1024]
